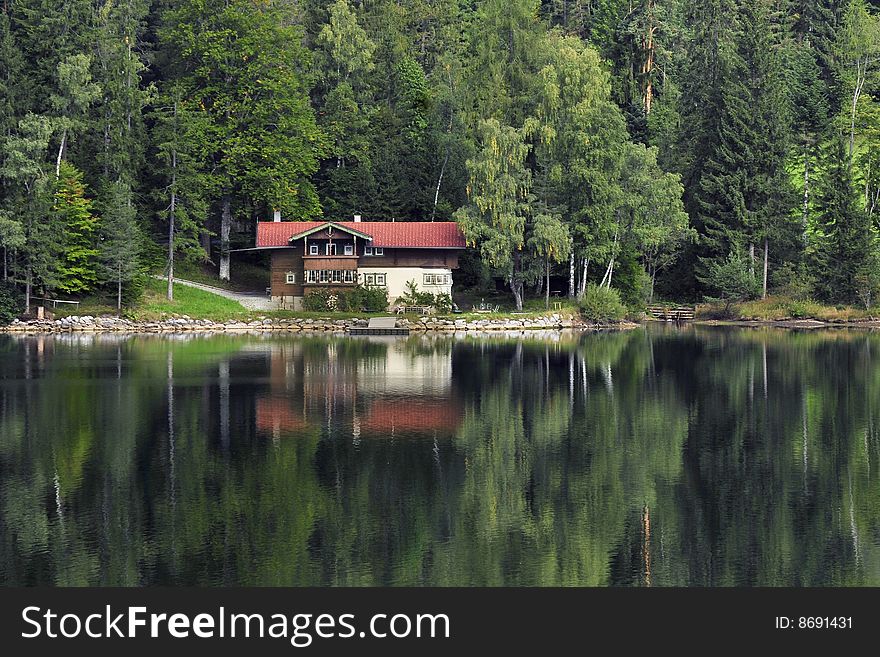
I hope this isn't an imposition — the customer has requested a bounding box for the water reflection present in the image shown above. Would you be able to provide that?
[0,327,879,586]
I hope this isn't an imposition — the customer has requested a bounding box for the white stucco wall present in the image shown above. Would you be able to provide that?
[357,267,453,303]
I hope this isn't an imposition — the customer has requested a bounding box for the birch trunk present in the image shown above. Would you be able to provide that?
[762,238,769,299]
[55,128,67,178]
[545,258,550,310]
[219,195,231,281]
[168,115,177,301]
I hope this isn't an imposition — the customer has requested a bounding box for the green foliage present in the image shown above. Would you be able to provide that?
[770,262,814,301]
[345,285,388,312]
[578,284,627,322]
[433,293,453,314]
[698,247,762,312]
[98,181,143,310]
[303,290,332,311]
[53,162,99,294]
[0,280,22,325]
[810,134,875,305]
[160,0,327,226]
[395,279,452,312]
[398,279,434,306]
[304,286,389,312]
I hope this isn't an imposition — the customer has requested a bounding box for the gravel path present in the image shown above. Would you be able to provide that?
[156,276,278,311]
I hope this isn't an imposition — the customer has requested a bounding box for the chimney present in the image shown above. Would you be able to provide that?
[273,209,281,222]
[353,214,361,223]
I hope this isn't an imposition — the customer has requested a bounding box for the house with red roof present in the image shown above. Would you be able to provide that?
[253,214,467,309]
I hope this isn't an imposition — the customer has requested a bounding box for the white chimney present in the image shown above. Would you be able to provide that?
[273,209,281,222]
[353,214,361,223]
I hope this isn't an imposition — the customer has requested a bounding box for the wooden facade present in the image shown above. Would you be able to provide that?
[259,221,466,308]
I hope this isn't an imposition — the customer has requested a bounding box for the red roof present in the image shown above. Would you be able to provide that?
[256,221,466,249]
[360,398,463,435]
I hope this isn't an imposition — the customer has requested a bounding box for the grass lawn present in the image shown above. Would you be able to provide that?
[697,296,874,322]
[173,260,268,293]
[134,279,250,320]
[44,279,582,323]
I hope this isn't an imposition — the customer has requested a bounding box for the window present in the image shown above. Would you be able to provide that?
[424,274,435,285]
[364,246,383,256]
[364,246,372,256]
[326,243,337,256]
[344,244,353,256]
[332,270,342,283]
[285,271,296,285]
[376,273,386,286]
[319,270,329,283]
[309,244,319,255]
[344,270,354,283]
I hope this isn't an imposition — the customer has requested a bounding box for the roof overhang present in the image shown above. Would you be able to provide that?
[288,221,372,243]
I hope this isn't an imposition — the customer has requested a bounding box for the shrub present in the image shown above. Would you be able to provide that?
[579,284,626,322]
[399,279,435,306]
[305,286,388,312]
[698,248,761,312]
[433,293,453,314]
[0,281,22,325]
[356,285,388,312]
[771,262,814,301]
[303,290,332,311]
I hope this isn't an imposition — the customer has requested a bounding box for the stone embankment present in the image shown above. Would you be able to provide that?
[1,313,590,333]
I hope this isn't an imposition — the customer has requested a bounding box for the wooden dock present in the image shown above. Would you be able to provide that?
[647,305,696,322]
[349,317,410,336]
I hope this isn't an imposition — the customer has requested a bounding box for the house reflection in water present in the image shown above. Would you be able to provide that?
[253,337,462,442]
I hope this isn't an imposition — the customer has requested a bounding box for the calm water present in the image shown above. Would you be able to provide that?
[1,326,878,586]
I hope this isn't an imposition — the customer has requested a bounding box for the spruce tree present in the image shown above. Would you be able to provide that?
[810,133,874,304]
[53,161,99,295]
[696,0,796,296]
[98,180,141,312]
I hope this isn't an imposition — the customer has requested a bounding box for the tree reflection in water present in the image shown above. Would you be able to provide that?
[0,327,878,586]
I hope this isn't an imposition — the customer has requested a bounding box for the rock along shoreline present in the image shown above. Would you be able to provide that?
[0,313,626,334]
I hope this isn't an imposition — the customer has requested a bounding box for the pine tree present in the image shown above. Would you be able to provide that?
[98,180,141,312]
[810,132,874,304]
[152,86,213,301]
[696,0,796,297]
[53,161,99,295]
[91,0,152,187]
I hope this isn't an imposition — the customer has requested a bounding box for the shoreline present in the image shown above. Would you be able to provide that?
[0,313,636,334]
[689,318,880,329]
[5,314,880,334]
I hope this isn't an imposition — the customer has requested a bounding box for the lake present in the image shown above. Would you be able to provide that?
[0,326,878,586]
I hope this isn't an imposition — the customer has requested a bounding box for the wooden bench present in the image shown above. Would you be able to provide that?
[647,305,696,321]
[395,305,432,315]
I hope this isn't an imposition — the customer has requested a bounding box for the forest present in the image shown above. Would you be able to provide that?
[2,0,880,315]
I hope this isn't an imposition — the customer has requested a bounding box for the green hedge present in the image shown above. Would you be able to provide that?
[303,286,389,312]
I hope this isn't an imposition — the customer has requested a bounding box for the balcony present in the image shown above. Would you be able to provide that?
[303,256,359,270]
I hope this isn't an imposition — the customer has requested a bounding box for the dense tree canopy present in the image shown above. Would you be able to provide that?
[2,0,880,311]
